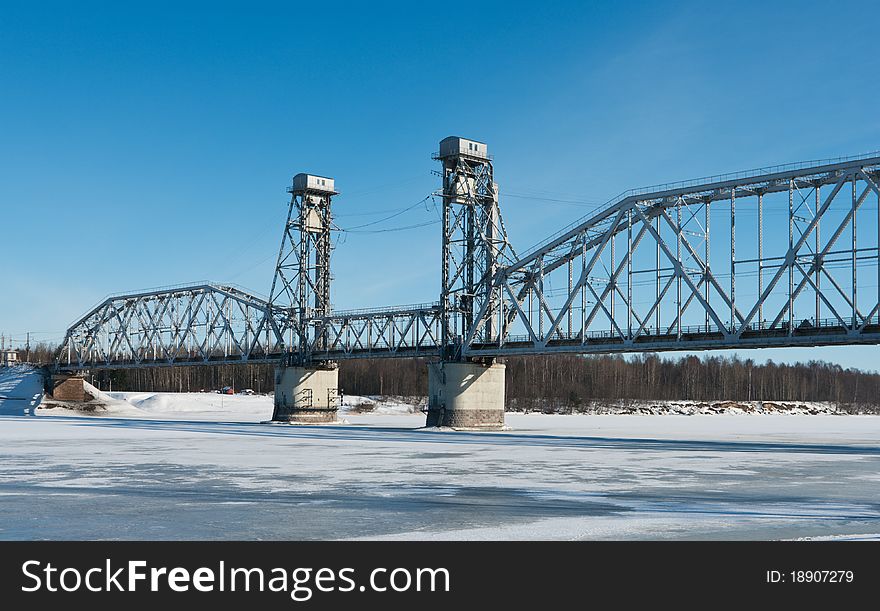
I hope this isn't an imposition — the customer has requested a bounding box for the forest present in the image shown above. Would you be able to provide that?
[22,341,880,411]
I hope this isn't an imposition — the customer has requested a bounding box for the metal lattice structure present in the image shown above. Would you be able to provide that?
[58,283,284,369]
[267,174,337,363]
[436,137,516,359]
[58,143,880,371]
[463,153,880,356]
[309,303,444,360]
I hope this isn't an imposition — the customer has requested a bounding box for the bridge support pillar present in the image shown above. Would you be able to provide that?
[272,365,340,424]
[426,361,505,430]
[50,373,86,402]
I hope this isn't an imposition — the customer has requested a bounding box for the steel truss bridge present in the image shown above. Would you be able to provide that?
[58,144,880,371]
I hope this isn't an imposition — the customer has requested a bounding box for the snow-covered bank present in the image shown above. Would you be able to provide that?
[792,533,880,541]
[110,391,272,420]
[0,365,44,416]
[0,366,147,417]
[510,399,844,416]
[94,392,422,421]
[342,395,424,415]
[38,380,148,417]
[25,388,862,422]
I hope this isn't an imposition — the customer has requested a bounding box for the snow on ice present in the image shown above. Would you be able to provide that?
[0,365,879,541]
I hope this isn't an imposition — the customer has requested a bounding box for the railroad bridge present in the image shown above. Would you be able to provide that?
[57,138,880,428]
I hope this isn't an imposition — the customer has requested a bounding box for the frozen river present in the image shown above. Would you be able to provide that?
[1,386,878,540]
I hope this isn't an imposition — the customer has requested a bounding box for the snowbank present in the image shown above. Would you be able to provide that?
[31,389,422,421]
[38,380,148,417]
[0,364,44,416]
[792,533,880,541]
[341,395,424,415]
[27,386,854,423]
[111,391,272,416]
[603,400,841,416]
[509,399,843,416]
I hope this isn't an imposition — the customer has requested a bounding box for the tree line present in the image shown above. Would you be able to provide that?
[23,346,878,411]
[503,353,880,411]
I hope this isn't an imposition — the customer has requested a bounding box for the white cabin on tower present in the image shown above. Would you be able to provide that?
[438,136,489,160]
[290,173,337,195]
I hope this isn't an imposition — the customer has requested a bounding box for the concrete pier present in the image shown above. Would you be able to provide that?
[50,373,86,402]
[426,361,506,430]
[272,366,340,424]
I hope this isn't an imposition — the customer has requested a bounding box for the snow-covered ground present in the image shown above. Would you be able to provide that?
[0,365,44,416]
[108,390,274,420]
[0,374,879,540]
[524,399,844,415]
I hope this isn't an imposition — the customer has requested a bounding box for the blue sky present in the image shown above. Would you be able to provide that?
[1,1,878,369]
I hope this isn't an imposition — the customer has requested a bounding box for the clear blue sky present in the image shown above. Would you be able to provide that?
[1,0,878,370]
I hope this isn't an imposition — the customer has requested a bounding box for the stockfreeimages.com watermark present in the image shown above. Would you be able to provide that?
[21,560,450,602]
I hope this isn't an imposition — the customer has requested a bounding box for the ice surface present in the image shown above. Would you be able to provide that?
[0,387,878,540]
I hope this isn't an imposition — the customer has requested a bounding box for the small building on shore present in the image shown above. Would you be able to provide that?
[1,349,18,367]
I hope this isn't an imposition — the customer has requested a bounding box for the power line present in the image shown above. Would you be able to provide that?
[336,206,425,218]
[226,195,438,279]
[340,219,440,234]
[336,174,425,199]
[338,196,432,231]
[228,250,280,281]
[503,192,604,207]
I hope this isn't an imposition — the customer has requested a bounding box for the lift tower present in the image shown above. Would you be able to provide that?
[427,137,512,429]
[268,173,341,423]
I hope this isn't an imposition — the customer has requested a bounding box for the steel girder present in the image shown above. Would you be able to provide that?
[463,153,880,357]
[57,284,285,370]
[307,303,444,360]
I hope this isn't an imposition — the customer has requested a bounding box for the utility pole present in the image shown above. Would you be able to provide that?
[26,332,30,363]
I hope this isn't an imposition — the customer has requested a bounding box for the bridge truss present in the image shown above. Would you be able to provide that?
[464,153,880,357]
[58,147,880,371]
[58,284,285,369]
[309,303,444,360]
